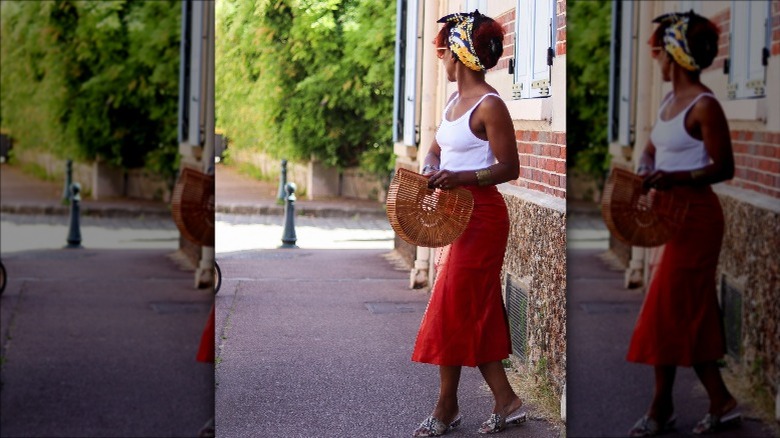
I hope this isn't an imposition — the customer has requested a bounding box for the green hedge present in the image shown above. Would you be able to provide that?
[0,1,181,179]
[215,0,396,175]
[567,0,611,183]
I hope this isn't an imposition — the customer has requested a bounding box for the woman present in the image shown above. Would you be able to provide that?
[626,12,738,437]
[410,10,523,437]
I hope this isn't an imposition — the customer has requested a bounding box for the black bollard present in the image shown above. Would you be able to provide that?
[61,159,73,205]
[65,183,83,249]
[276,159,288,205]
[280,182,298,248]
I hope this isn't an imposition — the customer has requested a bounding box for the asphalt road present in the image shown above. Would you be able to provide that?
[214,248,561,438]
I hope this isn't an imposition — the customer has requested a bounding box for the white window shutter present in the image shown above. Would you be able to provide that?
[515,0,553,99]
[729,1,770,99]
[617,1,634,146]
[514,0,533,99]
[466,0,487,13]
[402,0,419,146]
[529,0,552,98]
[678,0,701,14]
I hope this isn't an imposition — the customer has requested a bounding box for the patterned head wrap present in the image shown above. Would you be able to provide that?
[652,12,700,72]
[437,10,486,72]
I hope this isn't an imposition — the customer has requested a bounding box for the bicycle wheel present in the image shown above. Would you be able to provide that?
[214,261,221,295]
[0,261,6,295]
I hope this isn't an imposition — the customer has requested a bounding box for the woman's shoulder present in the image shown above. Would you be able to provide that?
[690,89,722,112]
[475,91,508,114]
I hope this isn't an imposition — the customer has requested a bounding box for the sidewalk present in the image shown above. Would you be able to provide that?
[0,249,214,437]
[214,248,561,438]
[215,163,387,219]
[1,163,213,436]
[0,163,171,218]
[565,243,774,437]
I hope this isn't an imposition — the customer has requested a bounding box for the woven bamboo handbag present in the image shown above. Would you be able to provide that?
[601,167,688,247]
[386,168,474,248]
[171,167,215,247]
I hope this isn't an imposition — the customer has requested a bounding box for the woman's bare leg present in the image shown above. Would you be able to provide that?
[649,365,676,422]
[478,360,522,415]
[693,361,736,415]
[432,365,462,423]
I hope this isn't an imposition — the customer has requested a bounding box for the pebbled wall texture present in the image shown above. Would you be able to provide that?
[501,188,567,397]
[716,187,780,398]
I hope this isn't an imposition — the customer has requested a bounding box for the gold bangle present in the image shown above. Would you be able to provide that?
[690,169,706,181]
[475,168,493,186]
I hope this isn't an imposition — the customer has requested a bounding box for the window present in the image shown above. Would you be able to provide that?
[466,0,487,14]
[678,0,702,14]
[513,0,555,99]
[608,0,636,145]
[392,0,421,146]
[728,0,770,99]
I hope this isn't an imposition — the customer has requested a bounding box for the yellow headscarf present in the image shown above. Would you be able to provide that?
[437,11,486,72]
[653,12,700,72]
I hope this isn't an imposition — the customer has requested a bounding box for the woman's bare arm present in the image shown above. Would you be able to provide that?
[644,96,734,190]
[428,95,519,188]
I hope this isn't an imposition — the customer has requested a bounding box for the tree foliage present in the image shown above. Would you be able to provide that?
[567,0,611,181]
[215,0,396,174]
[0,1,181,178]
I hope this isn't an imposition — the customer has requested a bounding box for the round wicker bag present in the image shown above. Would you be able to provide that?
[601,167,689,247]
[171,167,215,247]
[386,168,474,248]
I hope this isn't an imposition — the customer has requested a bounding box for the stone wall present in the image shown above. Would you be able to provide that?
[14,149,171,201]
[715,185,780,398]
[500,184,567,396]
[229,148,387,202]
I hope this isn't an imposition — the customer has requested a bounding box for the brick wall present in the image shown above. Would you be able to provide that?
[491,4,567,200]
[707,7,730,73]
[729,130,780,198]
[515,131,567,199]
[493,9,515,72]
[773,0,780,56]
[556,0,566,56]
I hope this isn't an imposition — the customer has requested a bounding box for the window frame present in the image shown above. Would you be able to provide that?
[513,0,556,100]
[727,0,771,100]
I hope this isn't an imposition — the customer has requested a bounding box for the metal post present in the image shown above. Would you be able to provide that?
[276,159,288,204]
[65,183,83,249]
[62,159,73,204]
[280,182,298,248]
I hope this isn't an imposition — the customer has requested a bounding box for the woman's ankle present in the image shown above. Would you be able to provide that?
[495,393,522,415]
[432,399,459,422]
[710,395,737,415]
[648,399,674,422]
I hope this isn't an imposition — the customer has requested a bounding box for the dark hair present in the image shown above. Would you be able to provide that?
[433,13,505,70]
[650,11,720,70]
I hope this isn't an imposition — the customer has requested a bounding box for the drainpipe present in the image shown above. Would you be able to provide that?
[410,0,442,289]
[196,0,216,289]
[625,0,656,289]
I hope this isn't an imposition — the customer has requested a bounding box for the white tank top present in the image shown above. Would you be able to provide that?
[435,93,499,172]
[650,92,714,172]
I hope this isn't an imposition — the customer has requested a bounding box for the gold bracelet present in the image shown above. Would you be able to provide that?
[475,168,493,186]
[690,169,706,182]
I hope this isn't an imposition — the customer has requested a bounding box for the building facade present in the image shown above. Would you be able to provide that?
[392,0,567,404]
[178,0,216,288]
[609,0,780,411]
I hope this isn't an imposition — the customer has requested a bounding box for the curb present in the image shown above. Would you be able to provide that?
[1,204,172,219]
[216,204,387,219]
[2,203,388,220]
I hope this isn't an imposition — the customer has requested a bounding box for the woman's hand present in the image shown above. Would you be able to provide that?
[427,169,460,190]
[643,170,679,191]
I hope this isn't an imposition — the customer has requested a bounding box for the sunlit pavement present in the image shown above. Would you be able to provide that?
[215,213,394,253]
[0,214,179,253]
[567,212,609,250]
